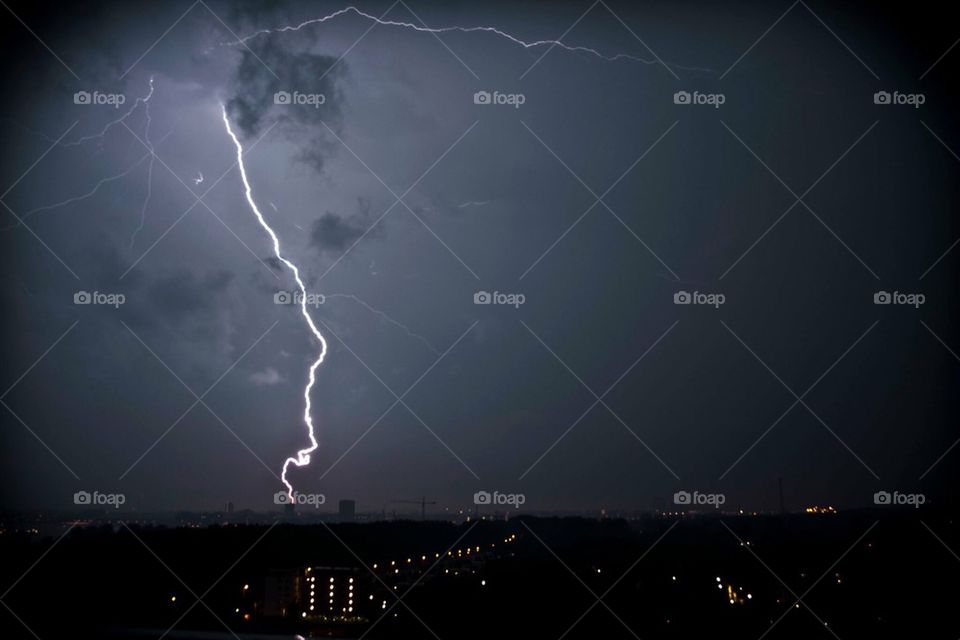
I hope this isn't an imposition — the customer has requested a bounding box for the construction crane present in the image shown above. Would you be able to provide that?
[388,497,437,521]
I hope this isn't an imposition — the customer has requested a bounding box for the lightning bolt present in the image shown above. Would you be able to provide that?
[218,6,703,498]
[129,76,156,248]
[2,152,149,229]
[323,293,441,356]
[221,103,327,499]
[64,76,156,149]
[229,5,713,73]
[1,77,162,234]
[0,128,177,233]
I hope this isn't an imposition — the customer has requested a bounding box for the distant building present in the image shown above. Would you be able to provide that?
[301,566,376,621]
[226,501,234,514]
[262,565,380,622]
[263,569,300,617]
[338,499,356,522]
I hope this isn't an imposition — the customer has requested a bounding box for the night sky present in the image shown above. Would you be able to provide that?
[1,0,958,513]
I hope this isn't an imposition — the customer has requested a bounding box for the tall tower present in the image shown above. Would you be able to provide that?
[338,499,356,522]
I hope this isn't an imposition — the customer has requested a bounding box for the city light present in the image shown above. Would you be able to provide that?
[804,506,838,514]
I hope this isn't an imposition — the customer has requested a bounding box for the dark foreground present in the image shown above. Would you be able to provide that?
[1,510,956,639]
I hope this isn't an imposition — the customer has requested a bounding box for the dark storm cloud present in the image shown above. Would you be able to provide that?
[310,211,364,253]
[114,268,238,372]
[309,197,379,255]
[264,256,284,272]
[145,269,234,319]
[226,33,346,172]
